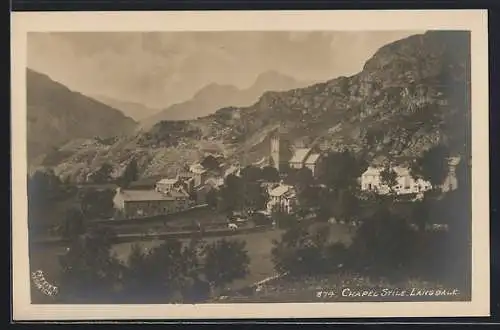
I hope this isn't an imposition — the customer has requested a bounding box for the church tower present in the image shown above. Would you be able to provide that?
[270,134,281,171]
[269,127,292,172]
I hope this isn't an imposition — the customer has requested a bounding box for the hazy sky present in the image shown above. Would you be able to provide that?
[27,31,422,108]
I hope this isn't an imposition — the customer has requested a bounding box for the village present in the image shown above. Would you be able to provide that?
[110,128,461,233]
[27,123,467,305]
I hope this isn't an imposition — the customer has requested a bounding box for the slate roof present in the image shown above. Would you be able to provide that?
[118,189,189,202]
[157,178,179,185]
[304,153,320,165]
[269,184,295,198]
[289,148,312,164]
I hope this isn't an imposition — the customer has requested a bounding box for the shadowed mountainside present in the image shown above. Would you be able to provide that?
[26,69,137,165]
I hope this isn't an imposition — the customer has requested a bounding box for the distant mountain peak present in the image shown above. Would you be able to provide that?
[140,70,312,127]
[192,83,240,100]
[253,70,297,85]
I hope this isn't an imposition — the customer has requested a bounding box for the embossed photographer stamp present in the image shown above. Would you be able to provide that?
[31,270,59,297]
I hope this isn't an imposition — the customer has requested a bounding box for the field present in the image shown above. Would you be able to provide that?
[111,229,286,291]
[29,223,356,300]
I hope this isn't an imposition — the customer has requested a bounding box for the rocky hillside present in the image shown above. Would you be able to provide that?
[26,69,138,165]
[140,70,313,129]
[225,30,470,165]
[44,31,471,182]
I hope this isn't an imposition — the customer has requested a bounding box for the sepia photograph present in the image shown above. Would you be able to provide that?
[11,10,489,320]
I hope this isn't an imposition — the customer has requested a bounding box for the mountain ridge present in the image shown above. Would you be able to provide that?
[90,94,160,121]
[139,70,315,129]
[26,68,138,165]
[33,31,471,183]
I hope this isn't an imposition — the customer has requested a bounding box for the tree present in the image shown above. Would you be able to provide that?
[411,193,432,231]
[205,188,218,209]
[122,243,149,297]
[271,224,331,275]
[122,239,200,303]
[261,166,280,182]
[271,208,298,229]
[364,128,385,146]
[348,207,418,277]
[296,185,321,211]
[202,239,250,291]
[80,188,115,219]
[319,149,367,192]
[411,145,451,187]
[293,167,314,192]
[28,169,64,237]
[201,155,220,172]
[330,189,360,223]
[243,183,269,212]
[380,167,399,193]
[92,163,114,183]
[120,158,139,188]
[28,169,62,206]
[60,207,86,240]
[240,165,262,183]
[58,226,124,302]
[316,186,333,221]
[219,174,243,213]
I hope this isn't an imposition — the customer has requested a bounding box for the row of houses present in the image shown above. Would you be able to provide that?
[112,157,239,219]
[360,157,460,195]
[112,134,461,219]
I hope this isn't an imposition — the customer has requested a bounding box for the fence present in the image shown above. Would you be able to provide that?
[32,224,272,246]
[89,204,209,225]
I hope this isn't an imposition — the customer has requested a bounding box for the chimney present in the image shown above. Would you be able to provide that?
[116,187,122,194]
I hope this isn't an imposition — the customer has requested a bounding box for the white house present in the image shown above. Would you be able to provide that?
[360,166,432,195]
[266,184,297,214]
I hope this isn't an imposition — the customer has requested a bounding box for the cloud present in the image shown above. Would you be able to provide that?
[27,31,421,108]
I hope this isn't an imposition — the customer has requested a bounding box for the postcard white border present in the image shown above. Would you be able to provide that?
[11,9,490,320]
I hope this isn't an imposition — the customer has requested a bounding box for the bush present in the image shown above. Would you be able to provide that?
[202,239,251,290]
[271,224,347,276]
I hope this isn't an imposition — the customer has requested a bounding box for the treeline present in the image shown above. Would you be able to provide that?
[271,185,470,287]
[27,168,117,240]
[205,165,281,215]
[270,145,471,289]
[48,227,251,304]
